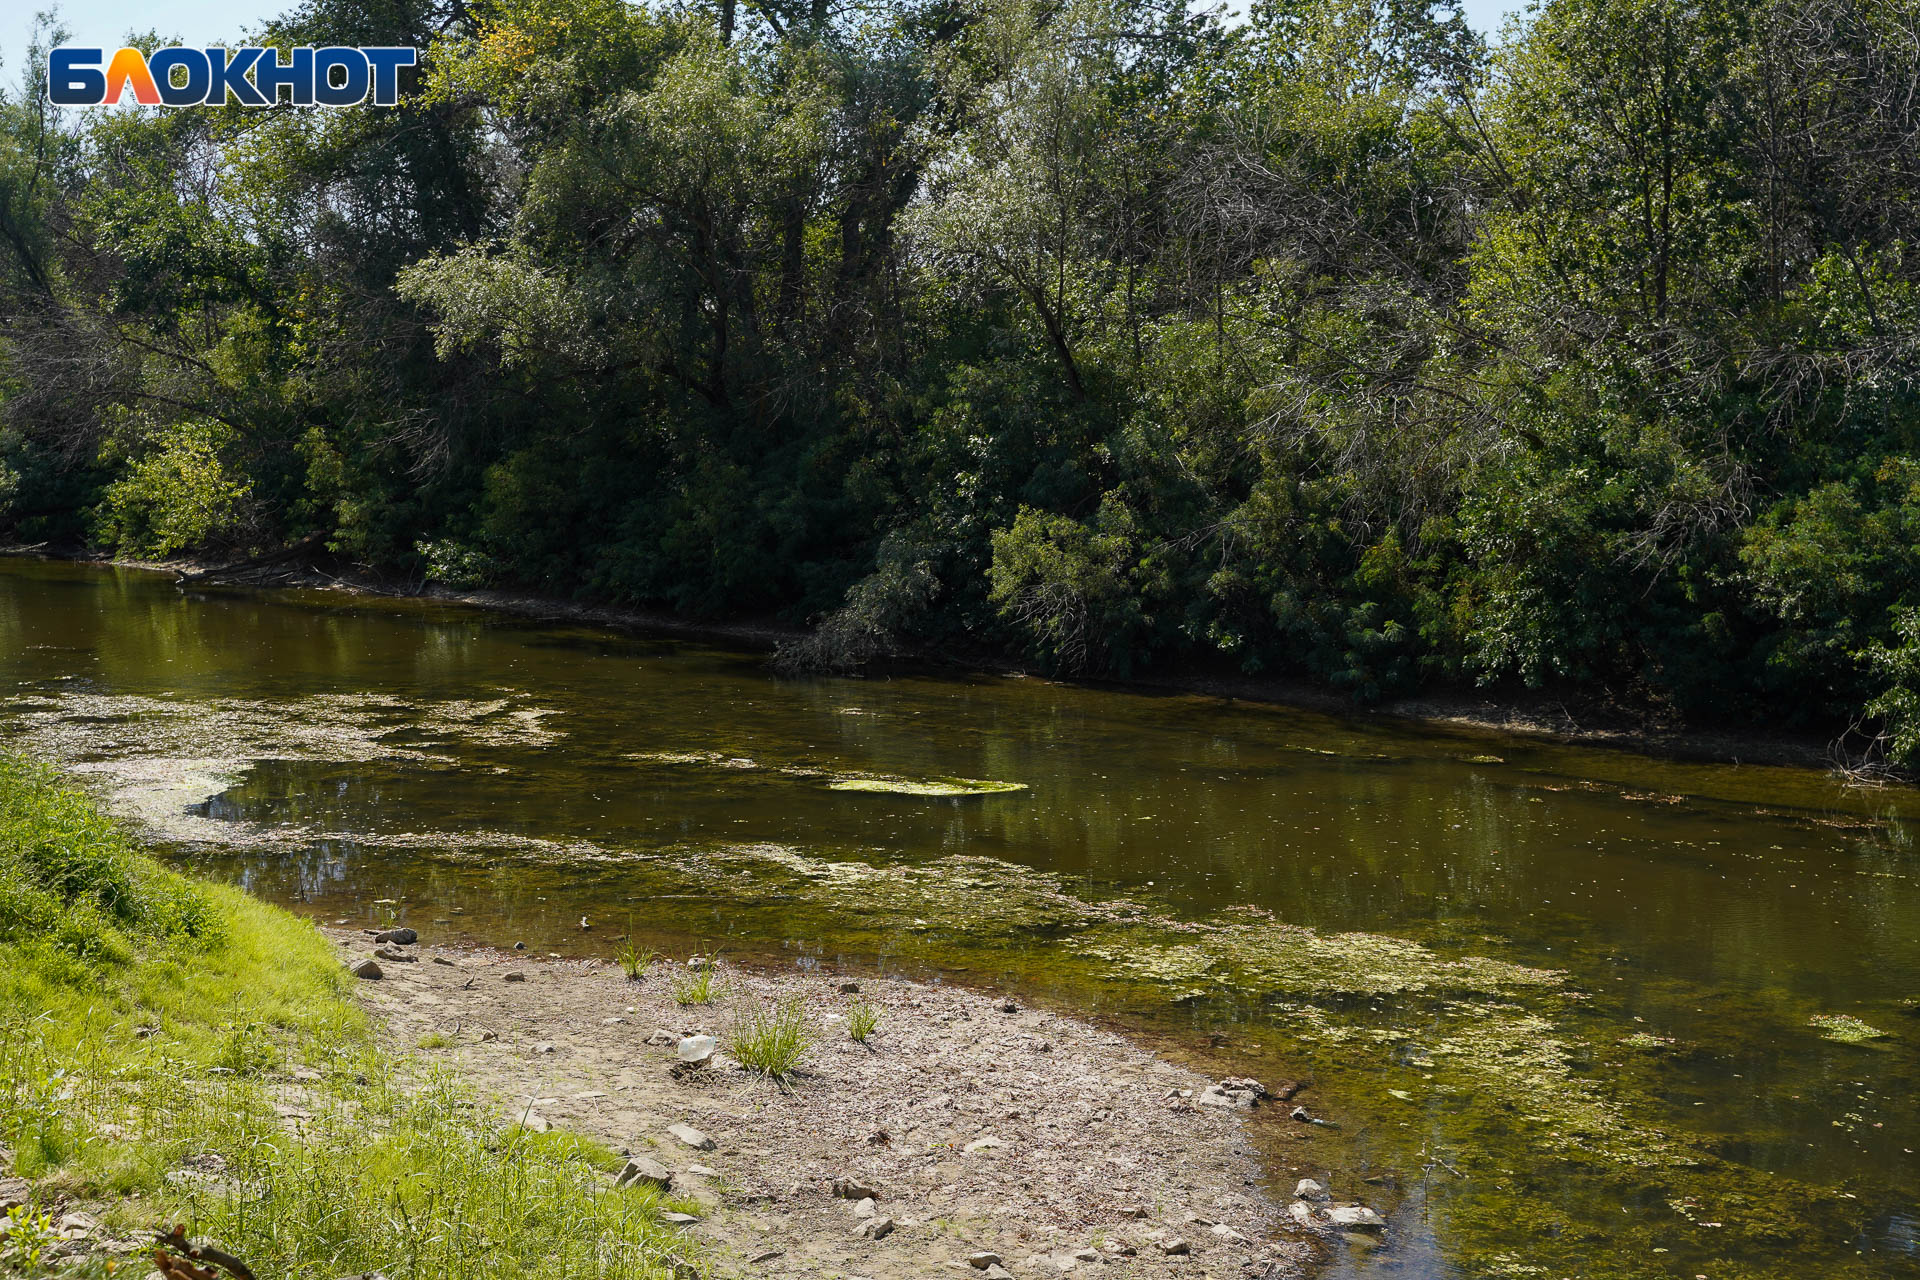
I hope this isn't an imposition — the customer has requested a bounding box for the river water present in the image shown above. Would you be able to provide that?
[3,558,1917,1278]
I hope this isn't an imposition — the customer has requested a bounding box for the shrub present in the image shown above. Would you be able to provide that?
[94,419,253,557]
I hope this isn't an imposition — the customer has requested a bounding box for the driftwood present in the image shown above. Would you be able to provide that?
[174,534,329,587]
[150,1225,258,1280]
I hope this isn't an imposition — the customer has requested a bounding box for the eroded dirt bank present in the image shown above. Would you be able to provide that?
[327,928,1346,1279]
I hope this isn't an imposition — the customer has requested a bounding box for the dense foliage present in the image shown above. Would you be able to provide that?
[2,0,1919,750]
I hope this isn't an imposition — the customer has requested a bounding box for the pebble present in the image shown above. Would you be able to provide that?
[431,957,455,967]
[832,1177,881,1200]
[963,1135,1004,1152]
[668,1122,715,1151]
[600,1016,628,1026]
[662,1211,701,1225]
[534,1042,556,1055]
[853,1197,877,1218]
[479,1029,499,1042]
[676,1035,718,1066]
[839,981,861,994]
[646,1028,677,1045]
[853,1216,895,1240]
[967,1253,1004,1270]
[503,971,526,983]
[1211,1223,1250,1243]
[514,942,527,950]
[1294,1178,1329,1202]
[348,959,382,980]
[374,928,418,945]
[686,1163,718,1178]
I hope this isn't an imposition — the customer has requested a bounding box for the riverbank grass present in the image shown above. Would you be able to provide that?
[0,753,691,1279]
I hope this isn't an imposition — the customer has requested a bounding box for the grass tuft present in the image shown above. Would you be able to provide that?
[616,929,656,983]
[672,955,721,1006]
[847,999,880,1044]
[730,995,814,1080]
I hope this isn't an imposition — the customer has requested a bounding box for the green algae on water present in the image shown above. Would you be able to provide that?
[826,776,1027,796]
[1808,1012,1886,1043]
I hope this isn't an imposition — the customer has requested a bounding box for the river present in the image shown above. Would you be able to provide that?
[3,557,1916,1278]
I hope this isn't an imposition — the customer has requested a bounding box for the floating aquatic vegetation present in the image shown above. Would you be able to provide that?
[626,750,759,769]
[1619,1031,1680,1051]
[1075,914,1560,1001]
[826,776,1026,796]
[1808,1013,1886,1043]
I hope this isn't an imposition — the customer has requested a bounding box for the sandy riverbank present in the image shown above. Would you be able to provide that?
[325,926,1361,1279]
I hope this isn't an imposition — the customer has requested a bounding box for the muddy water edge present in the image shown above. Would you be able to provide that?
[3,557,1918,1280]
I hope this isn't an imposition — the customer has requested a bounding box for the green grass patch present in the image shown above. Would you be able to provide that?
[0,753,690,1278]
[728,996,813,1081]
[672,957,721,1006]
[847,999,880,1044]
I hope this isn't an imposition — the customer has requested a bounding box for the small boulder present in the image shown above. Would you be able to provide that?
[854,1216,895,1240]
[662,1211,701,1225]
[839,981,861,994]
[1327,1205,1387,1232]
[615,1156,673,1190]
[503,971,527,983]
[646,1028,677,1046]
[852,1197,877,1218]
[348,958,382,980]
[1210,1223,1250,1244]
[984,1269,1016,1280]
[1294,1178,1329,1202]
[832,1176,881,1200]
[964,1135,1004,1152]
[533,1042,556,1055]
[1154,1237,1190,1256]
[1288,1201,1315,1226]
[967,1253,1004,1270]
[375,928,418,945]
[668,1122,715,1151]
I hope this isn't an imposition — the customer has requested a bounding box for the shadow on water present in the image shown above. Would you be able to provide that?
[4,557,1920,1279]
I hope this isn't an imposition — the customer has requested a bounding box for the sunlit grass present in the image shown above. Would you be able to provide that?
[729,996,813,1081]
[672,955,721,1006]
[0,752,691,1279]
[847,999,880,1044]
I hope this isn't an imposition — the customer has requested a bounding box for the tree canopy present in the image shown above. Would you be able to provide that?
[4,0,1920,752]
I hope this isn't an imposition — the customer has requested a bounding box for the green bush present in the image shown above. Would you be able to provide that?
[94,419,252,558]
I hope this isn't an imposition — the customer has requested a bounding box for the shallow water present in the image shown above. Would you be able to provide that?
[4,558,1918,1278]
